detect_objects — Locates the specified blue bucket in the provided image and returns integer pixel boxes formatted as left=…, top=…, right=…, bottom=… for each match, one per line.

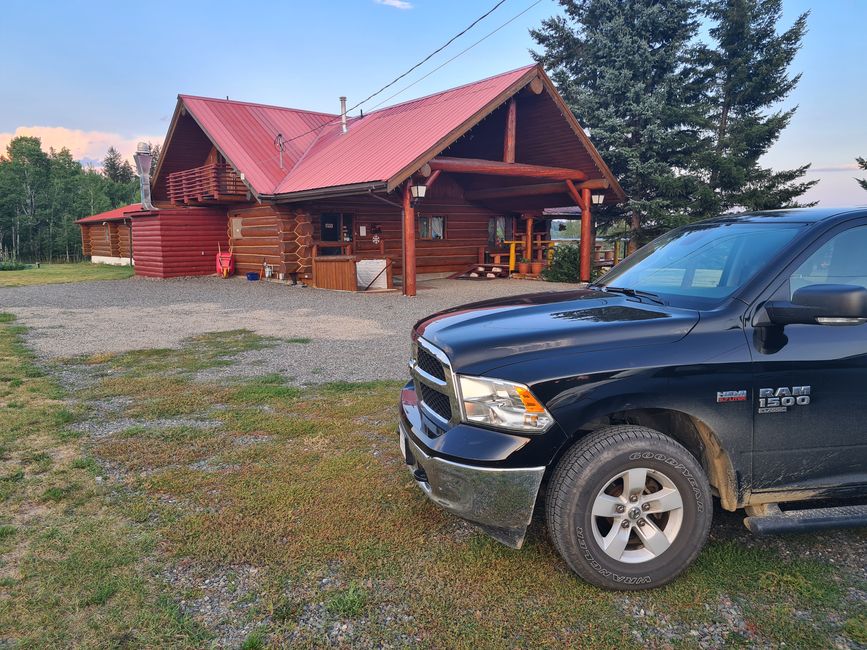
left=246, top=272, right=260, bottom=281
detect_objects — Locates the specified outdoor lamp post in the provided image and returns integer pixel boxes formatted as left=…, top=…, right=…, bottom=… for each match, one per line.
left=591, top=191, right=605, bottom=206
left=133, top=142, right=155, bottom=211
left=409, top=183, right=427, bottom=206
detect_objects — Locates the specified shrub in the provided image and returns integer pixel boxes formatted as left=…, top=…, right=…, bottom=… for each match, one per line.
left=0, top=262, right=28, bottom=271
left=541, top=244, right=582, bottom=283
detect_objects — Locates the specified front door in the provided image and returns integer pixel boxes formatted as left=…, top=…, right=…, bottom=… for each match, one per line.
left=748, top=220, right=867, bottom=492
left=320, top=213, right=341, bottom=255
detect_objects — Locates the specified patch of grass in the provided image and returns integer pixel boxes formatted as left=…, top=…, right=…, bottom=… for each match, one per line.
left=0, top=317, right=209, bottom=648
left=0, top=262, right=134, bottom=288
left=70, top=456, right=102, bottom=474
left=844, top=614, right=867, bottom=645
left=325, top=583, right=368, bottom=617
left=0, top=312, right=16, bottom=323
left=229, top=375, right=301, bottom=405
left=239, top=630, right=266, bottom=650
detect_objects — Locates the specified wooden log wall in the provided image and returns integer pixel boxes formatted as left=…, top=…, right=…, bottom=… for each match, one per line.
left=227, top=205, right=313, bottom=277
left=80, top=225, right=92, bottom=256
left=132, top=207, right=228, bottom=278
left=308, top=176, right=501, bottom=275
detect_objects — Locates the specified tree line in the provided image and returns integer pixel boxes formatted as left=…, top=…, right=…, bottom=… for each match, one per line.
left=0, top=139, right=159, bottom=263
left=532, top=0, right=844, bottom=245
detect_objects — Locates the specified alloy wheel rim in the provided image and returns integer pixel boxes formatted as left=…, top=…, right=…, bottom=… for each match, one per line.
left=589, top=467, right=684, bottom=564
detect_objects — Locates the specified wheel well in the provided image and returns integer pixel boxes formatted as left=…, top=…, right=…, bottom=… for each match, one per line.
left=567, top=409, right=739, bottom=511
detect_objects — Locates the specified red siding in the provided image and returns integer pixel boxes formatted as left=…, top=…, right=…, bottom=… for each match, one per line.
left=132, top=207, right=228, bottom=278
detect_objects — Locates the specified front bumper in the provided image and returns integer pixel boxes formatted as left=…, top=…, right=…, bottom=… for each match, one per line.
left=398, top=394, right=545, bottom=549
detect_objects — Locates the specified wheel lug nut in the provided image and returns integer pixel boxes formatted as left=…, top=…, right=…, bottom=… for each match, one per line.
left=621, top=520, right=630, bottom=529
left=616, top=504, right=625, bottom=513
left=642, top=503, right=650, bottom=511
left=638, top=519, right=646, bottom=527
left=629, top=495, right=638, bottom=503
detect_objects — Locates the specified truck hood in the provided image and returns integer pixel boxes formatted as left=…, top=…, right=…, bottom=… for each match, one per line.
left=415, top=289, right=699, bottom=375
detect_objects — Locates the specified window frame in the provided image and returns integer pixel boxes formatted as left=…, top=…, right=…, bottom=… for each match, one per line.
left=418, top=215, right=447, bottom=241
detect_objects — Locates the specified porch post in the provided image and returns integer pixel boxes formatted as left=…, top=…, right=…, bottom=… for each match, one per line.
left=524, top=213, right=534, bottom=263
left=580, top=187, right=592, bottom=282
left=402, top=181, right=417, bottom=297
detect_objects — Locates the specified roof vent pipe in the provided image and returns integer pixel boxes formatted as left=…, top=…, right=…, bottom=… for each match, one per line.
left=133, top=142, right=155, bottom=211
left=339, top=96, right=348, bottom=134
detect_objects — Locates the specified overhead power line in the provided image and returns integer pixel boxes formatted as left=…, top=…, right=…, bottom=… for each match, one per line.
left=263, top=0, right=511, bottom=152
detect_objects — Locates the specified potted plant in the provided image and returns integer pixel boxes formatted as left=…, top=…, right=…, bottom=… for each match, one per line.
left=517, top=257, right=530, bottom=274
left=530, top=259, right=544, bottom=275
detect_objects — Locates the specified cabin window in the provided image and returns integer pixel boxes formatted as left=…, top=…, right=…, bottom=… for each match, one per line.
left=418, top=216, right=445, bottom=240
left=488, top=216, right=511, bottom=249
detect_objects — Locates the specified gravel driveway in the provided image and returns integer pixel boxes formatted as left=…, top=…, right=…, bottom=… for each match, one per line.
left=2, top=276, right=582, bottom=384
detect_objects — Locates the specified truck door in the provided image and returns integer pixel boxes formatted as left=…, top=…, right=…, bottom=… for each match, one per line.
left=748, top=221, right=867, bottom=491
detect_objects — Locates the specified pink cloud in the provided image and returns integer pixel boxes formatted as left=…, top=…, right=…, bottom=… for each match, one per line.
left=0, top=126, right=162, bottom=165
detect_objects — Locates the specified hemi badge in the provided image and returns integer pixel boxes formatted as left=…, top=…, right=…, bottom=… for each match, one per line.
left=717, top=390, right=747, bottom=403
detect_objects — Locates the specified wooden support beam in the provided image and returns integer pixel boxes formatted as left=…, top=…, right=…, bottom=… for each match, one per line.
left=528, top=76, right=544, bottom=95
left=465, top=178, right=609, bottom=202
left=525, top=214, right=534, bottom=264
left=429, top=156, right=587, bottom=181
left=565, top=180, right=592, bottom=282
left=424, top=169, right=442, bottom=190
left=581, top=187, right=593, bottom=282
left=503, top=98, right=516, bottom=163
left=402, top=182, right=416, bottom=297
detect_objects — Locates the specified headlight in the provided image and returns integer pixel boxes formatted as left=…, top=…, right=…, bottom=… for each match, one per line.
left=457, top=375, right=553, bottom=433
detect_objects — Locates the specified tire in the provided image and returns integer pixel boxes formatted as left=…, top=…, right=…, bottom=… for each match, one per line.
left=546, top=425, right=712, bottom=590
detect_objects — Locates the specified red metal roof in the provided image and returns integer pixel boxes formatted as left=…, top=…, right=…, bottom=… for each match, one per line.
left=76, top=203, right=142, bottom=224
left=178, top=65, right=538, bottom=198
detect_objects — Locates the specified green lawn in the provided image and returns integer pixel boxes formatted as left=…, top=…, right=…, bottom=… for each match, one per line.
left=0, top=315, right=864, bottom=647
left=0, top=262, right=134, bottom=288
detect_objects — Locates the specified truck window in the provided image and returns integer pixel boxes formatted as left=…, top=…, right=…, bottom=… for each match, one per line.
left=789, top=225, right=867, bottom=298
left=598, top=222, right=804, bottom=308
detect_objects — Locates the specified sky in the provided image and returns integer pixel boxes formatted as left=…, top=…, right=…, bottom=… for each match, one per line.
left=0, top=0, right=864, bottom=206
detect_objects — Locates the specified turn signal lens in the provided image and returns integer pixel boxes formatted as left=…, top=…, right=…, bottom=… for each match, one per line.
left=515, top=386, right=545, bottom=413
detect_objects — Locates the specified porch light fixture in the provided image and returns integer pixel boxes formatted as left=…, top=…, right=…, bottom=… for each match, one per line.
left=591, top=191, right=605, bottom=206
left=409, top=184, right=427, bottom=206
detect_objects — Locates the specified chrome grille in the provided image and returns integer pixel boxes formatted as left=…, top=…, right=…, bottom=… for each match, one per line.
left=416, top=345, right=446, bottom=381
left=419, top=383, right=452, bottom=421
left=410, top=338, right=458, bottom=431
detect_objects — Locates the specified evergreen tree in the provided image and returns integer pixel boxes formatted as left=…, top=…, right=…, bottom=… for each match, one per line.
left=532, top=0, right=705, bottom=246
left=103, top=146, right=134, bottom=184
left=856, top=157, right=867, bottom=192
left=692, top=0, right=816, bottom=212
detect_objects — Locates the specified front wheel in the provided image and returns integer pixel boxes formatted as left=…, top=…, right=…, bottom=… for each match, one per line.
left=546, top=425, right=712, bottom=590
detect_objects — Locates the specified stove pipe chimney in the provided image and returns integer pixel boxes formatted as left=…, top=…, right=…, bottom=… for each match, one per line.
left=339, top=96, right=348, bottom=134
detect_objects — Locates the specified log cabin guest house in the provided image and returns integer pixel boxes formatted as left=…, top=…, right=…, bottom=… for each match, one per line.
left=77, top=64, right=624, bottom=295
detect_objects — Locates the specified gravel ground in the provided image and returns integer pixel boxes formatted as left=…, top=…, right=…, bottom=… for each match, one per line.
left=2, top=275, right=582, bottom=385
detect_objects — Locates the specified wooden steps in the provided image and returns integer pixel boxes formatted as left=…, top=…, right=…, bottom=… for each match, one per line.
left=450, top=263, right=511, bottom=280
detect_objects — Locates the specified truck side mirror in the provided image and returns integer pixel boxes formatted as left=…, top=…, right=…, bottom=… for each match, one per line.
left=754, top=284, right=867, bottom=327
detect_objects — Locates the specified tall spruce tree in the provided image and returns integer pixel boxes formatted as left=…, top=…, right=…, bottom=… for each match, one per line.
left=531, top=0, right=705, bottom=245
left=856, top=157, right=867, bottom=192
left=102, top=146, right=134, bottom=184
left=692, top=0, right=816, bottom=212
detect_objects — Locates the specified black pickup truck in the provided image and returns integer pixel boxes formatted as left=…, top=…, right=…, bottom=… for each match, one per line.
left=398, top=207, right=867, bottom=590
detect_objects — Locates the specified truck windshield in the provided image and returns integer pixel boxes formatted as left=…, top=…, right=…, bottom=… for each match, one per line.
left=596, top=222, right=805, bottom=309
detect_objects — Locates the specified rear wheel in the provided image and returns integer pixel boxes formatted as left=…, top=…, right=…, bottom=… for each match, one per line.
left=546, top=425, right=712, bottom=590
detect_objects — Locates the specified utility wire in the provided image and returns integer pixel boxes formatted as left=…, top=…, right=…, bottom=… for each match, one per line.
left=369, top=0, right=543, bottom=110
left=262, top=0, right=509, bottom=151
left=346, top=0, right=507, bottom=113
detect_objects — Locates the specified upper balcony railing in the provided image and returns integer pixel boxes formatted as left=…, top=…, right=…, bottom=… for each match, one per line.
left=166, top=163, right=248, bottom=205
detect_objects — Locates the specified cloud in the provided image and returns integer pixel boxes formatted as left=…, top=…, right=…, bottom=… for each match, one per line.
left=0, top=126, right=162, bottom=166
left=808, top=163, right=861, bottom=173
left=374, top=0, right=413, bottom=8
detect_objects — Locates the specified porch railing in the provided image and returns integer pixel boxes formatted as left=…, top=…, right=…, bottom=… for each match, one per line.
left=166, top=163, right=247, bottom=204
